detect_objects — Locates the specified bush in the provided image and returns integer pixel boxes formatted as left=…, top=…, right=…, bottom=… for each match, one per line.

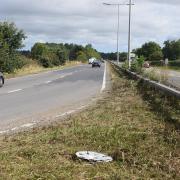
left=39, top=57, right=53, bottom=68
left=137, top=56, right=145, bottom=67
left=130, top=56, right=145, bottom=73
left=130, top=60, right=142, bottom=73
left=0, top=47, right=28, bottom=73
left=122, top=61, right=129, bottom=69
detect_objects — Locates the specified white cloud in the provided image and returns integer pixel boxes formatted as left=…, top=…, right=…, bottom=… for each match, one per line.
left=0, top=0, right=180, bottom=52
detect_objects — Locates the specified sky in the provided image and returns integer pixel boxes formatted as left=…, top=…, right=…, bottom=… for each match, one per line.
left=0, top=0, right=180, bottom=52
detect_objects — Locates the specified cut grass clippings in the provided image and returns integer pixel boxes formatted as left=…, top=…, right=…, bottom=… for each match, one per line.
left=0, top=63, right=179, bottom=179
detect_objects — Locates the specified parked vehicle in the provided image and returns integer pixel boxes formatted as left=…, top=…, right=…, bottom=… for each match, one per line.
left=143, top=62, right=150, bottom=68
left=92, top=61, right=101, bottom=68
left=0, top=72, right=4, bottom=87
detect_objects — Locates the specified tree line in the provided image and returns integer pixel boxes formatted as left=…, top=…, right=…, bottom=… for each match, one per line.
left=101, top=40, right=180, bottom=62
left=31, top=43, right=101, bottom=68
left=0, top=21, right=101, bottom=73
left=0, top=21, right=179, bottom=73
left=134, top=40, right=180, bottom=61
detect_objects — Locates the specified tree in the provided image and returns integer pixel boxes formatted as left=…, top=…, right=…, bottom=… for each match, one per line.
left=85, top=44, right=101, bottom=59
left=31, top=43, right=48, bottom=59
left=163, top=40, right=180, bottom=60
left=56, top=49, right=67, bottom=65
left=69, top=45, right=84, bottom=60
left=149, top=51, right=163, bottom=61
left=0, top=22, right=26, bottom=52
left=76, top=51, right=88, bottom=62
left=119, top=52, right=127, bottom=61
left=0, top=22, right=26, bottom=73
left=134, top=41, right=162, bottom=61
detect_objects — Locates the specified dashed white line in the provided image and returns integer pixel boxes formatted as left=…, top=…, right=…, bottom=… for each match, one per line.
left=8, top=89, right=23, bottom=94
left=45, top=80, right=52, bottom=84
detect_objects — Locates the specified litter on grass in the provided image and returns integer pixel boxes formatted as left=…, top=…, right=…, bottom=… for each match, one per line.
left=76, top=151, right=113, bottom=162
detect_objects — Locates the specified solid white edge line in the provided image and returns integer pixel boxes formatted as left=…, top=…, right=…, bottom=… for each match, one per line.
left=101, top=62, right=107, bottom=92
left=8, top=89, right=22, bottom=94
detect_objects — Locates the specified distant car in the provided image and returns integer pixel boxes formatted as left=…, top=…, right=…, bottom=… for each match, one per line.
left=143, top=62, right=150, bottom=68
left=0, top=72, right=4, bottom=87
left=92, top=61, right=101, bottom=68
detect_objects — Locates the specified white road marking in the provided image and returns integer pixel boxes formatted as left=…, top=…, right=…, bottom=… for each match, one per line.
left=8, top=89, right=23, bottom=94
left=20, top=123, right=36, bottom=128
left=11, top=127, right=19, bottom=131
left=0, top=130, right=9, bottom=134
left=55, top=110, right=76, bottom=118
left=55, top=105, right=87, bottom=118
left=45, top=80, right=52, bottom=84
left=101, top=62, right=107, bottom=92
left=0, top=105, right=88, bottom=135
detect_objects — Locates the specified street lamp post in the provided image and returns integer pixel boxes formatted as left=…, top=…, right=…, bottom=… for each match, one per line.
left=127, top=0, right=132, bottom=68
left=103, top=1, right=134, bottom=68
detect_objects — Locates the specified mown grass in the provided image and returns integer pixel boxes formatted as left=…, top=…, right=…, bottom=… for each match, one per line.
left=5, top=60, right=82, bottom=79
left=0, top=64, right=179, bottom=179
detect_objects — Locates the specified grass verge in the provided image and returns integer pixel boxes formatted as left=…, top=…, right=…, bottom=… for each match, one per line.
left=0, top=64, right=179, bottom=179
left=4, top=61, right=82, bottom=79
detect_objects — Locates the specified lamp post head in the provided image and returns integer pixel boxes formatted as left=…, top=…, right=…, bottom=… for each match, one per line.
left=103, top=3, right=111, bottom=5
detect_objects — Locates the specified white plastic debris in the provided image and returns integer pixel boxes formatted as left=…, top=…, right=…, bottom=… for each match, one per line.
left=76, top=151, right=113, bottom=162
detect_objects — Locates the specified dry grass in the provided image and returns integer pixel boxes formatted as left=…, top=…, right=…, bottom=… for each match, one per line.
left=0, top=64, right=179, bottom=179
left=142, top=67, right=169, bottom=83
left=5, top=60, right=82, bottom=79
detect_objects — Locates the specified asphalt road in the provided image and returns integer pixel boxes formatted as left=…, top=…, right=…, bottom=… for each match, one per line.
left=167, top=70, right=180, bottom=90
left=0, top=64, right=106, bottom=133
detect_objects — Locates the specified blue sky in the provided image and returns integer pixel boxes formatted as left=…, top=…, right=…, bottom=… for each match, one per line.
left=1, top=0, right=180, bottom=52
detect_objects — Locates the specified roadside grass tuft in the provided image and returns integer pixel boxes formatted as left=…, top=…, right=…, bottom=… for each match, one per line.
left=0, top=63, right=179, bottom=179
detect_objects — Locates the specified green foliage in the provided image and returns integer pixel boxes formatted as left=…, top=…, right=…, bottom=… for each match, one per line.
left=148, top=51, right=163, bottom=61
left=0, top=22, right=26, bottom=73
left=0, top=49, right=27, bottom=73
left=31, top=43, right=68, bottom=68
left=101, top=52, right=127, bottom=61
left=31, top=43, right=101, bottom=66
left=56, top=49, right=67, bottom=65
left=169, top=60, right=180, bottom=67
left=39, top=56, right=52, bottom=68
left=163, top=40, right=180, bottom=60
left=134, top=41, right=162, bottom=61
left=122, top=61, right=129, bottom=69
left=76, top=51, right=88, bottom=62
left=119, top=52, right=127, bottom=61
left=31, top=43, right=47, bottom=60
left=129, top=56, right=145, bottom=73
left=137, top=55, right=145, bottom=67
left=130, top=60, right=142, bottom=73
left=85, top=44, right=101, bottom=60
left=0, top=22, right=26, bottom=52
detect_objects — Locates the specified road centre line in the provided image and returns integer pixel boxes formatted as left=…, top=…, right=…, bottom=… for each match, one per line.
left=8, top=89, right=23, bottom=94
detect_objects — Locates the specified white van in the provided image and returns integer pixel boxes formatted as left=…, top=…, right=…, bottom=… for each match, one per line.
left=89, top=57, right=96, bottom=64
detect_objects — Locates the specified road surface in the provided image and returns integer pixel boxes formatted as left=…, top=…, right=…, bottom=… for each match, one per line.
left=0, top=64, right=106, bottom=134
left=167, top=70, right=180, bottom=90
